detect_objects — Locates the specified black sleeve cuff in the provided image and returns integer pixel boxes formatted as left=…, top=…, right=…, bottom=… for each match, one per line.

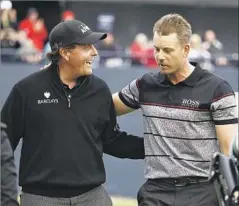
left=103, top=131, right=145, bottom=159
left=214, top=118, right=238, bottom=125
left=118, top=91, right=140, bottom=110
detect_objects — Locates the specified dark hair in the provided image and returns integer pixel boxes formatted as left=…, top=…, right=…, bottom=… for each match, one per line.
left=47, top=50, right=60, bottom=64
left=47, top=44, right=77, bottom=64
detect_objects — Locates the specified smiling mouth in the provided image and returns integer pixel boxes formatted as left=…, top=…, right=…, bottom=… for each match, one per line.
left=156, top=62, right=167, bottom=67
left=85, top=60, right=93, bottom=66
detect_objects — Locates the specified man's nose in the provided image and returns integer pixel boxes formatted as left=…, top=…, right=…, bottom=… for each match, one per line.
left=155, top=51, right=165, bottom=62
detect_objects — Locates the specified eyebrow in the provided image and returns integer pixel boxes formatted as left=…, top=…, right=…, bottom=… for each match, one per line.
left=153, top=46, right=173, bottom=50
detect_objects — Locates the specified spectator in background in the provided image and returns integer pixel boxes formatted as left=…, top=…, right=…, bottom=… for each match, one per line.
left=19, top=8, right=48, bottom=51
left=31, top=18, right=48, bottom=51
left=129, top=33, right=148, bottom=66
left=62, top=10, right=75, bottom=21
left=203, top=29, right=228, bottom=66
left=0, top=8, right=19, bottom=48
left=96, top=33, right=124, bottom=68
left=189, top=33, right=214, bottom=72
left=0, top=3, right=43, bottom=64
left=1, top=8, right=18, bottom=30
left=17, top=8, right=47, bottom=64
left=16, top=30, right=42, bottom=63
left=144, top=40, right=158, bottom=69
left=19, top=8, right=39, bottom=35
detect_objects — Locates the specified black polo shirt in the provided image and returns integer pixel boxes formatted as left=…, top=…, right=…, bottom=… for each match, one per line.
left=56, top=66, right=86, bottom=95
left=62, top=76, right=86, bottom=95
left=119, top=63, right=238, bottom=179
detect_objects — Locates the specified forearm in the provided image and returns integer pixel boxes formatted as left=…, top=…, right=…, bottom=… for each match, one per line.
left=216, top=124, right=238, bottom=157
left=112, top=92, right=137, bottom=116
left=219, top=136, right=233, bottom=156
left=103, top=131, right=145, bottom=159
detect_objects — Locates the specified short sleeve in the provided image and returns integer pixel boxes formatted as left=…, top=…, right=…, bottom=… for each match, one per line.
left=211, top=81, right=238, bottom=125
left=118, top=79, right=140, bottom=109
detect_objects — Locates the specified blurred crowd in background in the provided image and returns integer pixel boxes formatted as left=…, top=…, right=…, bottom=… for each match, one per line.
left=1, top=0, right=238, bottom=71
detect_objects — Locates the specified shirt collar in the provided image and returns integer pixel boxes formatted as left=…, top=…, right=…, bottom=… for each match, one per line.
left=49, top=63, right=86, bottom=89
left=63, top=76, right=86, bottom=88
left=56, top=65, right=86, bottom=88
left=158, top=62, right=205, bottom=87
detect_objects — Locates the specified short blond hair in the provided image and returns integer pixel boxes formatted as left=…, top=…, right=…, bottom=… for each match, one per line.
left=153, top=13, right=192, bottom=45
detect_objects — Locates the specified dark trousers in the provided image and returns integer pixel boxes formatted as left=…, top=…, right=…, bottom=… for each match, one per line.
left=137, top=178, right=219, bottom=206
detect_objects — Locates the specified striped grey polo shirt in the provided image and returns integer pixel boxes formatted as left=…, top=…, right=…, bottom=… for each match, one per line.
left=119, top=63, right=238, bottom=179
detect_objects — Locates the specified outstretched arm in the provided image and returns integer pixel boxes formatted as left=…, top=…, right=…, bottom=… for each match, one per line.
left=102, top=98, right=144, bottom=159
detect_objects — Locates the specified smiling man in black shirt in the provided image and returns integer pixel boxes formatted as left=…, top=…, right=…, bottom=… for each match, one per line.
left=1, top=20, right=144, bottom=206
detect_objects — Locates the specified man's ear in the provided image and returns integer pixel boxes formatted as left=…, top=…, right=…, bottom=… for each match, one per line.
left=59, top=48, right=70, bottom=61
left=184, top=44, right=190, bottom=58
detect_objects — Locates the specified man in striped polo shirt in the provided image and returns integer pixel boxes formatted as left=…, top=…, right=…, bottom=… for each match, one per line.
left=113, top=13, right=238, bottom=206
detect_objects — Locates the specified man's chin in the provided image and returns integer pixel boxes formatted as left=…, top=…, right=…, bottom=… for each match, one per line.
left=159, top=69, right=171, bottom=75
left=83, top=68, right=93, bottom=76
